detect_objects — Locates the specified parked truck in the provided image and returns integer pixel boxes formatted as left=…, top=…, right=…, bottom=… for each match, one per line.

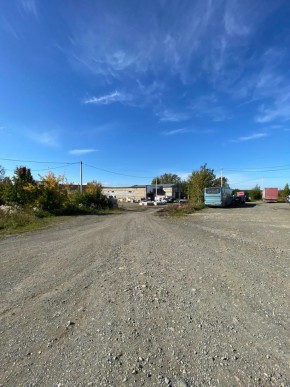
left=236, top=191, right=248, bottom=203
left=262, top=188, right=278, bottom=202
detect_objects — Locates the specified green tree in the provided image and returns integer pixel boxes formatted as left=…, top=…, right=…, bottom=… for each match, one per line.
left=188, top=164, right=216, bottom=204
left=71, top=181, right=109, bottom=209
left=283, top=183, right=290, bottom=196
left=212, top=176, right=229, bottom=187
left=280, top=183, right=290, bottom=200
left=0, top=177, right=14, bottom=205
left=12, top=166, right=38, bottom=205
left=38, top=171, right=68, bottom=211
left=249, top=184, right=262, bottom=200
left=151, top=173, right=181, bottom=185
left=180, top=179, right=189, bottom=198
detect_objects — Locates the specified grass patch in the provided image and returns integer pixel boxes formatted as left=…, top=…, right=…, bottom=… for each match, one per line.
left=0, top=206, right=123, bottom=235
left=0, top=208, right=68, bottom=235
left=157, top=202, right=205, bottom=217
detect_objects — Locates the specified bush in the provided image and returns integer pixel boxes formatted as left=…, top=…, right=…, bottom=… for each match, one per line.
left=0, top=207, right=37, bottom=230
left=249, top=185, right=262, bottom=200
left=71, top=186, right=109, bottom=210
left=37, top=172, right=68, bottom=212
left=159, top=202, right=205, bottom=217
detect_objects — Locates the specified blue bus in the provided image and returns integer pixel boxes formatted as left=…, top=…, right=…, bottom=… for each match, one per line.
left=204, top=187, right=233, bottom=207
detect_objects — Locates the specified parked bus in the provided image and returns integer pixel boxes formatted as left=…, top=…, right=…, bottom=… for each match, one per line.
left=204, top=187, right=233, bottom=207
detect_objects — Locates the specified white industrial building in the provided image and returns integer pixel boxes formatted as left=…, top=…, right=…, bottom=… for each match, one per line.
left=102, top=184, right=180, bottom=202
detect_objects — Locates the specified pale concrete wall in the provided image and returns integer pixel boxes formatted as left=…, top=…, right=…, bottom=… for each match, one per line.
left=102, top=187, right=146, bottom=201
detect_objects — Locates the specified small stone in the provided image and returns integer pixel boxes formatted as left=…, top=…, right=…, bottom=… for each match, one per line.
left=165, top=377, right=171, bottom=384
left=176, top=380, right=188, bottom=387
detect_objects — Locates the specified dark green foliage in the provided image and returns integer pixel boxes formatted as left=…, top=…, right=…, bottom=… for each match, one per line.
left=151, top=173, right=181, bottom=185
left=279, top=183, right=290, bottom=201
left=249, top=184, right=262, bottom=200
left=12, top=166, right=38, bottom=205
left=0, top=166, right=112, bottom=216
left=71, top=182, right=109, bottom=210
left=188, top=164, right=216, bottom=204
left=0, top=177, right=14, bottom=205
left=212, top=177, right=229, bottom=187
left=159, top=202, right=205, bottom=217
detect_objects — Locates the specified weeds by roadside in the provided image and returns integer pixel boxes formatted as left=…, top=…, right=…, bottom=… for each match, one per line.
left=0, top=206, right=122, bottom=235
left=0, top=208, right=63, bottom=235
left=157, top=202, right=205, bottom=217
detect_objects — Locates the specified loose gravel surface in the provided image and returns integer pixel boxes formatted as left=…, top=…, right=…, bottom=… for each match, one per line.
left=1, top=203, right=290, bottom=386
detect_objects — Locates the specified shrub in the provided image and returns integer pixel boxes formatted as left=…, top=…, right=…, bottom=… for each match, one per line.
left=71, top=182, right=109, bottom=210
left=159, top=202, right=205, bottom=217
left=249, top=185, right=262, bottom=200
left=38, top=172, right=68, bottom=212
left=0, top=207, right=37, bottom=230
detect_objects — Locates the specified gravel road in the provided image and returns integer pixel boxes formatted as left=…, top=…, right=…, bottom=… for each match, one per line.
left=1, top=203, right=290, bottom=386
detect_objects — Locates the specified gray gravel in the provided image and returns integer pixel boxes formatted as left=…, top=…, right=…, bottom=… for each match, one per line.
left=0, top=202, right=290, bottom=386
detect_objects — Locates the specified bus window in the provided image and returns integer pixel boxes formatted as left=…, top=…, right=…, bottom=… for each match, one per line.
left=205, top=187, right=220, bottom=194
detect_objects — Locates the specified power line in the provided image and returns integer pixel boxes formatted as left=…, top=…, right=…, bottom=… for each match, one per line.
left=225, top=166, right=290, bottom=173
left=31, top=164, right=77, bottom=172
left=0, top=157, right=78, bottom=165
left=1, top=157, right=289, bottom=180
left=83, top=163, right=152, bottom=179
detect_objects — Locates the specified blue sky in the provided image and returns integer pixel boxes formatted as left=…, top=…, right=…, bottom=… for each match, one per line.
left=1, top=0, right=290, bottom=189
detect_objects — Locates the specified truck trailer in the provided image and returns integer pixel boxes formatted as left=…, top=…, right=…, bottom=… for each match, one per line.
left=262, top=188, right=278, bottom=202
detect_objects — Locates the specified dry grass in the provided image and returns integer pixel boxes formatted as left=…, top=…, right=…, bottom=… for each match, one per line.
left=0, top=208, right=66, bottom=235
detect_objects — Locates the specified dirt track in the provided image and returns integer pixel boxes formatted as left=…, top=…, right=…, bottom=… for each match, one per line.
left=1, top=203, right=290, bottom=386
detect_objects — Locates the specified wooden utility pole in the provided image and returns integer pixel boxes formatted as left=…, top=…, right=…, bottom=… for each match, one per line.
left=80, top=160, right=83, bottom=193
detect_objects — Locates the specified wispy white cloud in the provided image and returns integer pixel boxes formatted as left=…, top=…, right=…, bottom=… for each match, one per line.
left=157, top=109, right=190, bottom=123
left=232, top=132, right=268, bottom=143
left=62, top=0, right=285, bottom=122
left=190, top=94, right=231, bottom=122
left=224, top=6, right=251, bottom=37
left=162, top=128, right=192, bottom=136
left=65, top=0, right=256, bottom=83
left=256, top=96, right=290, bottom=123
left=1, top=17, right=19, bottom=39
left=69, top=149, right=99, bottom=155
left=28, top=130, right=60, bottom=148
left=254, top=51, right=290, bottom=122
left=83, top=91, right=130, bottom=105
left=21, top=0, right=38, bottom=16
left=162, top=127, right=214, bottom=136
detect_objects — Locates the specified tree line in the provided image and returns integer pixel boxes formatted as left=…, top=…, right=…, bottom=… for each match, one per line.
left=0, top=165, right=110, bottom=215
left=152, top=165, right=290, bottom=202
left=1, top=164, right=290, bottom=212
